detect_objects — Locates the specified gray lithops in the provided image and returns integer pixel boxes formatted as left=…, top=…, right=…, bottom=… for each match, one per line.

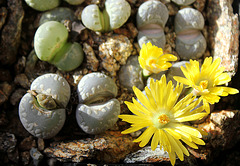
left=137, top=0, right=169, bottom=48
left=81, top=0, right=131, bottom=32
left=19, top=74, right=71, bottom=139
left=174, top=8, right=207, bottom=60
left=172, top=0, right=196, bottom=6
left=119, top=55, right=144, bottom=92
left=76, top=72, right=120, bottom=134
left=39, top=7, right=76, bottom=26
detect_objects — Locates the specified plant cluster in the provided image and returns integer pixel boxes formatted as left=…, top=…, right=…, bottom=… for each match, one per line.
left=119, top=42, right=239, bottom=165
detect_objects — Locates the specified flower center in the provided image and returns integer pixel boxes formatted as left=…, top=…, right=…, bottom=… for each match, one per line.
left=148, top=59, right=157, bottom=67
left=158, top=114, right=170, bottom=124
left=199, top=80, right=208, bottom=90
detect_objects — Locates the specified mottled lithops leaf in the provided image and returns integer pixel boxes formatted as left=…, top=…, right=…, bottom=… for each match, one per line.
left=34, top=21, right=84, bottom=71
left=19, top=74, right=71, bottom=139
left=76, top=72, right=120, bottom=135
left=174, top=8, right=204, bottom=34
left=172, top=0, right=196, bottom=6
left=34, top=21, right=68, bottom=62
left=136, top=0, right=169, bottom=48
left=77, top=72, right=118, bottom=104
left=39, top=7, right=76, bottom=26
left=81, top=0, right=131, bottom=32
left=25, top=0, right=60, bottom=11
left=50, top=42, right=84, bottom=71
left=119, top=55, right=144, bottom=92
left=176, top=32, right=206, bottom=60
left=105, top=0, right=131, bottom=30
left=30, top=74, right=71, bottom=107
left=136, top=0, right=169, bottom=28
left=81, top=4, right=103, bottom=32
left=76, top=99, right=120, bottom=134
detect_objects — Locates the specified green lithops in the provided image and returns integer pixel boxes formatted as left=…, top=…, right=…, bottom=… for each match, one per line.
left=64, top=0, right=85, bottom=5
left=81, top=0, right=131, bottom=32
left=34, top=21, right=84, bottom=71
left=25, top=0, right=60, bottom=11
left=39, top=7, right=76, bottom=26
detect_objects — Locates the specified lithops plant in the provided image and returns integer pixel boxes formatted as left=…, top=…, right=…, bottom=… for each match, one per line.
left=81, top=0, right=131, bottom=32
left=172, top=0, right=196, bottom=6
left=34, top=21, right=84, bottom=71
left=136, top=0, right=169, bottom=48
left=175, top=8, right=207, bottom=60
left=119, top=55, right=144, bottom=92
left=39, top=7, right=76, bottom=26
left=25, top=0, right=60, bottom=11
left=64, top=0, right=85, bottom=5
left=76, top=72, right=120, bottom=134
left=19, top=73, right=71, bottom=139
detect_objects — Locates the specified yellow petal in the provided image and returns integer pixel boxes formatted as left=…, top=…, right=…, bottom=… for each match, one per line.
left=160, top=130, right=171, bottom=153
left=192, top=136, right=205, bottom=145
left=171, top=123, right=202, bottom=138
left=134, top=126, right=156, bottom=147
left=222, top=87, right=239, bottom=94
left=215, top=73, right=231, bottom=85
left=168, top=151, right=176, bottom=166
left=164, top=128, right=181, bottom=140
left=173, top=76, right=192, bottom=86
left=175, top=138, right=189, bottom=156
left=145, top=86, right=157, bottom=110
left=165, top=132, right=184, bottom=161
left=132, top=98, right=151, bottom=115
left=151, top=129, right=160, bottom=151
left=174, top=129, right=192, bottom=142
left=181, top=136, right=198, bottom=149
left=175, top=113, right=208, bottom=122
left=118, top=114, right=151, bottom=124
left=133, top=86, right=155, bottom=111
left=124, top=101, right=147, bottom=117
left=121, top=125, right=145, bottom=134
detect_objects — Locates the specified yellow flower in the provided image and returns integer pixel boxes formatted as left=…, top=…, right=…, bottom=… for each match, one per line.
left=139, top=42, right=177, bottom=76
left=119, top=75, right=207, bottom=166
left=174, top=57, right=239, bottom=113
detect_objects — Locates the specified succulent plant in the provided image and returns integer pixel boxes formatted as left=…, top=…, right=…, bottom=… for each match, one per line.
left=39, top=7, right=76, bottom=26
left=24, top=0, right=60, bottom=11
left=76, top=72, right=120, bottom=134
left=136, top=0, right=169, bottom=48
left=34, top=21, right=84, bottom=71
left=81, top=0, right=131, bottom=32
left=64, top=0, right=85, bottom=5
left=19, top=73, right=71, bottom=139
left=171, top=0, right=196, bottom=6
left=119, top=55, right=144, bottom=92
left=174, top=8, right=207, bottom=60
